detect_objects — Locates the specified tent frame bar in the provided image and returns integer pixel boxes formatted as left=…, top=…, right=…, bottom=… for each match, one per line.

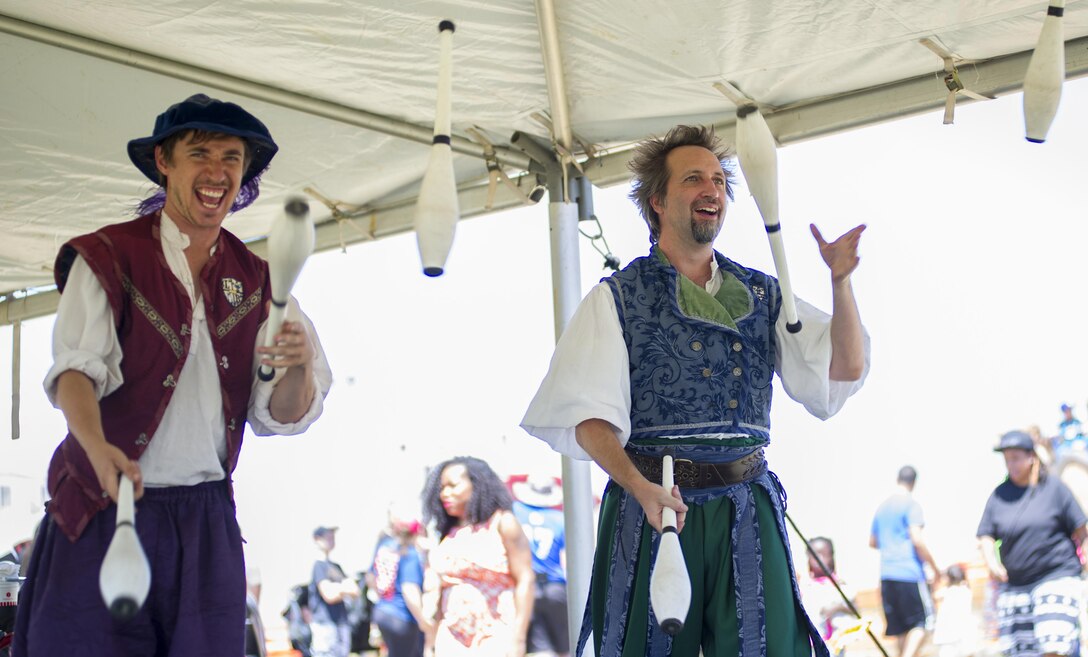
left=3, top=29, right=1088, bottom=325
left=0, top=11, right=532, bottom=171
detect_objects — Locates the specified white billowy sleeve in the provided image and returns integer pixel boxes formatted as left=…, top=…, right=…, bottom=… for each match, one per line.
left=521, top=283, right=631, bottom=460
left=775, top=296, right=870, bottom=420
left=43, top=256, right=125, bottom=405
left=247, top=296, right=333, bottom=436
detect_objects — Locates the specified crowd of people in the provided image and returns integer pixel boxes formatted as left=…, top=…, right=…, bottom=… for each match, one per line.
left=291, top=397, right=1088, bottom=657
left=797, top=403, right=1088, bottom=657
left=283, top=458, right=570, bottom=657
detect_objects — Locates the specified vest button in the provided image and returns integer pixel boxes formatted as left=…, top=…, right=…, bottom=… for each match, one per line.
left=732, top=342, right=742, bottom=352
left=701, top=368, right=712, bottom=378
left=691, top=341, right=702, bottom=352
left=728, top=399, right=739, bottom=409
left=732, top=367, right=742, bottom=376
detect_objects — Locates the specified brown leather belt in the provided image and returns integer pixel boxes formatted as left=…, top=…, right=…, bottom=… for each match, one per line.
left=628, top=448, right=767, bottom=489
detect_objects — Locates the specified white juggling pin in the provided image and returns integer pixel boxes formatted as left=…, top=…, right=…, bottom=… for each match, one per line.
left=258, top=197, right=315, bottom=382
left=1023, top=1, right=1065, bottom=143
left=414, top=20, right=460, bottom=277
left=649, top=454, right=691, bottom=636
left=735, top=105, right=802, bottom=332
left=99, top=475, right=150, bottom=622
left=1, top=559, right=20, bottom=614
left=0, top=559, right=20, bottom=633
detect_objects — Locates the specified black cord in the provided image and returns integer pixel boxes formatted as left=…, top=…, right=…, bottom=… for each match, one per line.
left=785, top=512, right=892, bottom=657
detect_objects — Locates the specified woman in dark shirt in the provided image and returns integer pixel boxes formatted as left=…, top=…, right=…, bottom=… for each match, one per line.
left=369, top=514, right=429, bottom=657
left=977, top=430, right=1087, bottom=657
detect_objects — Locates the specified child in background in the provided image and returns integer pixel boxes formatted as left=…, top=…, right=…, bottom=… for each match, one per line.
left=932, top=564, right=977, bottom=657
left=800, top=537, right=855, bottom=656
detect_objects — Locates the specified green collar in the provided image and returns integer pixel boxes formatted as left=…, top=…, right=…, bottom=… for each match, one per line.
left=653, top=246, right=753, bottom=330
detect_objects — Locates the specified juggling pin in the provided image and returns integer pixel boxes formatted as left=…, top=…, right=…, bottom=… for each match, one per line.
left=649, top=454, right=690, bottom=636
left=0, top=560, right=20, bottom=634
left=258, top=197, right=315, bottom=382
left=414, top=20, right=460, bottom=277
left=99, top=475, right=150, bottom=622
left=735, top=105, right=802, bottom=333
left=1023, top=1, right=1065, bottom=143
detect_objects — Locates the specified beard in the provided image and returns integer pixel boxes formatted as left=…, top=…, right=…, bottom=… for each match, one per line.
left=690, top=215, right=722, bottom=244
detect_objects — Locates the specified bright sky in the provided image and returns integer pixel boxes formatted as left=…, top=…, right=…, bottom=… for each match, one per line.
left=2, top=77, right=1087, bottom=630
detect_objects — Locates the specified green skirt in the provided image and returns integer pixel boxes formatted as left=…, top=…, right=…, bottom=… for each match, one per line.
left=587, top=483, right=814, bottom=657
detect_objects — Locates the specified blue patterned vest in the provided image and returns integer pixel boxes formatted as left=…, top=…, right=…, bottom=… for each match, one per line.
left=604, top=246, right=781, bottom=445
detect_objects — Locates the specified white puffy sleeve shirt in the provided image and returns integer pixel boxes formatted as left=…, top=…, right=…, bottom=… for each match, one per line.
left=521, top=274, right=870, bottom=461
left=44, top=215, right=332, bottom=486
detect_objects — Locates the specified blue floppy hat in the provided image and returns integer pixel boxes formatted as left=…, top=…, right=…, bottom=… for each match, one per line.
left=127, top=94, right=278, bottom=187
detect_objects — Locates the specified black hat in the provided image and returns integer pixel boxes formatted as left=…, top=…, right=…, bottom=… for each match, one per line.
left=127, top=94, right=278, bottom=187
left=994, top=430, right=1034, bottom=452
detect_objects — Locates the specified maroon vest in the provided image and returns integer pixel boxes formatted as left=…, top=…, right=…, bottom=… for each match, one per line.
left=47, top=212, right=270, bottom=541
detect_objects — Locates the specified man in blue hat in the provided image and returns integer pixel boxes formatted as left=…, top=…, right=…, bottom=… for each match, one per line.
left=1054, top=403, right=1086, bottom=460
left=14, top=94, right=333, bottom=657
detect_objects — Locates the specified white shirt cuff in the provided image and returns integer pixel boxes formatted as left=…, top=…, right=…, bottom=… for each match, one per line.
left=776, top=297, right=870, bottom=419
left=43, top=351, right=117, bottom=405
left=248, top=371, right=327, bottom=436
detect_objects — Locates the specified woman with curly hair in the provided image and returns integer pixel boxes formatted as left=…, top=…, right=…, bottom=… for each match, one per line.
left=421, top=457, right=534, bottom=657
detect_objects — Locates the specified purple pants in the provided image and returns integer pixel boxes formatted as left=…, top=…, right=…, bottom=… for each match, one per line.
left=14, top=480, right=246, bottom=657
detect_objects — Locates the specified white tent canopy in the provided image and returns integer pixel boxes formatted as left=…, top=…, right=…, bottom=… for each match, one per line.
left=2, top=0, right=1087, bottom=323
left=3, top=2, right=1088, bottom=646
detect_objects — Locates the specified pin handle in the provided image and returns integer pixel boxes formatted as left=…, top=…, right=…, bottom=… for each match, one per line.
left=116, top=474, right=135, bottom=525
left=660, top=455, right=677, bottom=529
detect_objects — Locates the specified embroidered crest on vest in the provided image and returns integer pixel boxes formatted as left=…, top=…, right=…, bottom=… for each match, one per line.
left=121, top=274, right=183, bottom=358
left=217, top=287, right=263, bottom=338
left=222, top=278, right=244, bottom=307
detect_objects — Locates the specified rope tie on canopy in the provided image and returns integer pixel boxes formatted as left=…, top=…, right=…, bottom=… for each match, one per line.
left=530, top=111, right=603, bottom=204
left=303, top=187, right=373, bottom=253
left=918, top=37, right=995, bottom=125
left=466, top=126, right=535, bottom=209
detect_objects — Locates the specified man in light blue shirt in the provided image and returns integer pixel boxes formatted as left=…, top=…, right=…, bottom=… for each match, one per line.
left=870, top=466, right=940, bottom=657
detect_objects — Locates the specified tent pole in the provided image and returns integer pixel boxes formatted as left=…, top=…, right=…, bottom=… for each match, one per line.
left=10, top=319, right=19, bottom=440
left=534, top=0, right=574, bottom=150
left=546, top=183, right=594, bottom=652
left=534, top=0, right=590, bottom=640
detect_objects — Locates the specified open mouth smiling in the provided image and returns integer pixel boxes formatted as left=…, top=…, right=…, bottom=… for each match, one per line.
left=195, top=186, right=226, bottom=209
